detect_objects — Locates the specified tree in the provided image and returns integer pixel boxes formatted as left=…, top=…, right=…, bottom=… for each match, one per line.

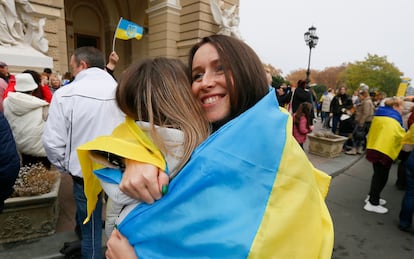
left=263, top=63, right=282, bottom=77
left=313, top=65, right=347, bottom=90
left=263, top=63, right=285, bottom=88
left=340, top=54, right=403, bottom=96
left=271, top=74, right=285, bottom=88
left=286, top=69, right=316, bottom=86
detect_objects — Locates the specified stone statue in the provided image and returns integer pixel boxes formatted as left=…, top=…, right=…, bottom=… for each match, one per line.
left=210, top=0, right=243, bottom=40
left=0, top=0, right=48, bottom=53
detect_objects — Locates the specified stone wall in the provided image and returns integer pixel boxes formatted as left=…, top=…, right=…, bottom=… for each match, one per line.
left=5, top=0, right=240, bottom=75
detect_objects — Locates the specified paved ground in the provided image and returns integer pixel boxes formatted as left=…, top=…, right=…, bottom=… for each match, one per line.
left=0, top=119, right=406, bottom=259
left=328, top=158, right=413, bottom=259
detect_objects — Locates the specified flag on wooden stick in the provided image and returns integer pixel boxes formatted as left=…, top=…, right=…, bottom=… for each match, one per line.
left=112, top=17, right=143, bottom=51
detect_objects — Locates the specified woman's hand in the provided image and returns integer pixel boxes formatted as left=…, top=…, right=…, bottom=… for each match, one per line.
left=106, top=229, right=138, bottom=259
left=120, top=159, right=170, bottom=203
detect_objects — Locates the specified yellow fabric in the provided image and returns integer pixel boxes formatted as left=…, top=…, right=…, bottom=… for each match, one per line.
left=248, top=112, right=333, bottom=259
left=402, top=124, right=414, bottom=145
left=396, top=81, right=409, bottom=97
left=366, top=116, right=406, bottom=160
left=77, top=117, right=166, bottom=223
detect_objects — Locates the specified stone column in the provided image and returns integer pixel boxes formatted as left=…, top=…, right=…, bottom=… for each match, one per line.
left=176, top=0, right=239, bottom=61
left=31, top=0, right=67, bottom=74
left=146, top=0, right=182, bottom=58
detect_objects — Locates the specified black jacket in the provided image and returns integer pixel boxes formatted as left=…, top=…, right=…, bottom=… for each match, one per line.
left=287, top=87, right=312, bottom=113
left=330, top=94, right=352, bottom=115
left=0, top=112, right=20, bottom=212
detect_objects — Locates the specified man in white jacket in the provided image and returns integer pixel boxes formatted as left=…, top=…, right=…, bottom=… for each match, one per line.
left=42, top=46, right=124, bottom=259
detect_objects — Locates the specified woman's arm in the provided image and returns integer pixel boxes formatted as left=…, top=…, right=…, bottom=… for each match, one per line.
left=120, top=159, right=170, bottom=203
left=40, top=84, right=53, bottom=103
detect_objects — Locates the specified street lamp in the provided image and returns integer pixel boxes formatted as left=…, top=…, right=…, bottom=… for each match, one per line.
left=304, top=26, right=319, bottom=86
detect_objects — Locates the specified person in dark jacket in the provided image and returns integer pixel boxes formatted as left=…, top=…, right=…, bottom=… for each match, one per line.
left=0, top=111, right=20, bottom=213
left=289, top=79, right=312, bottom=114
left=329, top=86, right=353, bottom=134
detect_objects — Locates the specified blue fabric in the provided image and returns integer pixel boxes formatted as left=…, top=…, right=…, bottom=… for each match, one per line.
left=94, top=168, right=122, bottom=184
left=375, top=106, right=404, bottom=127
left=406, top=150, right=414, bottom=169
left=399, top=166, right=414, bottom=229
left=117, top=90, right=288, bottom=258
left=73, top=181, right=103, bottom=259
left=0, top=112, right=20, bottom=212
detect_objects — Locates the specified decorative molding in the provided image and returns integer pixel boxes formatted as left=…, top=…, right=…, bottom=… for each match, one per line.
left=146, top=0, right=182, bottom=17
left=30, top=3, right=62, bottom=18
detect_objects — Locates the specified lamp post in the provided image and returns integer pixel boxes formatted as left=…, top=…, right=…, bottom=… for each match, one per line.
left=304, top=26, right=319, bottom=86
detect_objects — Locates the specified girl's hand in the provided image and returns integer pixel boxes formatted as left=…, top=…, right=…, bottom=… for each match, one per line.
left=106, top=229, right=138, bottom=259
left=120, top=159, right=170, bottom=203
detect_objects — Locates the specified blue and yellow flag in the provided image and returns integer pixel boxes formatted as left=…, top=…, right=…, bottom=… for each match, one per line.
left=115, top=18, right=143, bottom=40
left=77, top=117, right=166, bottom=223
left=366, top=107, right=406, bottom=160
left=115, top=90, right=333, bottom=258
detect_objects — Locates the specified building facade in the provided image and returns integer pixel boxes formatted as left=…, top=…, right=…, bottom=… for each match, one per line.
left=24, top=0, right=238, bottom=77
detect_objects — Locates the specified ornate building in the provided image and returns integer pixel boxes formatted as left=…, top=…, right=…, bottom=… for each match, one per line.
left=11, top=0, right=239, bottom=76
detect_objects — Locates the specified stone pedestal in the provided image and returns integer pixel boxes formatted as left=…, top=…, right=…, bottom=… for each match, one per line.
left=308, top=133, right=348, bottom=158
left=0, top=45, right=53, bottom=72
left=0, top=176, right=61, bottom=244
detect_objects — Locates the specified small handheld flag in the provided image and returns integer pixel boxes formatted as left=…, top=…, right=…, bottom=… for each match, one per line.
left=112, top=17, right=144, bottom=51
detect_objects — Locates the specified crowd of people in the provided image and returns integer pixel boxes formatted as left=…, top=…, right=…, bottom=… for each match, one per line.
left=273, top=74, right=414, bottom=232
left=2, top=33, right=414, bottom=258
left=0, top=36, right=334, bottom=258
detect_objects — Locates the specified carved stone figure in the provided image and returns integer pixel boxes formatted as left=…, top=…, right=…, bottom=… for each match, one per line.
left=0, top=0, right=49, bottom=53
left=0, top=0, right=25, bottom=45
left=210, top=0, right=243, bottom=40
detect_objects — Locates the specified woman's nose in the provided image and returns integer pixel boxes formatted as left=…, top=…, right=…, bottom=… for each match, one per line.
left=201, top=71, right=215, bottom=88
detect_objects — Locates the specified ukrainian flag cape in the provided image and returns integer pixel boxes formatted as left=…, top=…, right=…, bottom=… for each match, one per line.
left=117, top=90, right=333, bottom=258
left=77, top=117, right=166, bottom=223
left=403, top=124, right=414, bottom=145
left=366, top=107, right=405, bottom=160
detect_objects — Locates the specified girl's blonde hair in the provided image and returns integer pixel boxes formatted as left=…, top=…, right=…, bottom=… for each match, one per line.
left=384, top=96, right=403, bottom=108
left=116, top=57, right=211, bottom=173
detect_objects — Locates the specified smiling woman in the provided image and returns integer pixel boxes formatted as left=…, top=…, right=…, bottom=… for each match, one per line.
left=188, top=34, right=269, bottom=131
left=104, top=35, right=333, bottom=259
left=190, top=43, right=231, bottom=126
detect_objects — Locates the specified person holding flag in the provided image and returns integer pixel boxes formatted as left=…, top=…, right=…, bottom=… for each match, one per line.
left=104, top=35, right=334, bottom=259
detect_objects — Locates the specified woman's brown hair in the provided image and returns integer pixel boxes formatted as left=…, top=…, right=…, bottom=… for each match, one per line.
left=116, top=57, right=211, bottom=174
left=294, top=102, right=312, bottom=129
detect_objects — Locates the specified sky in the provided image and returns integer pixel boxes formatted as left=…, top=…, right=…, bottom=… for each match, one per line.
left=239, top=0, right=414, bottom=81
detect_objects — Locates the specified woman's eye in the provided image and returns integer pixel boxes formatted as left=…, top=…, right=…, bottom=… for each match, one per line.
left=216, top=65, right=224, bottom=73
left=192, top=73, right=203, bottom=82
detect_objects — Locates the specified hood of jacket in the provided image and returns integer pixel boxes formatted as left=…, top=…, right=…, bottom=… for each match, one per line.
left=5, top=92, right=48, bottom=116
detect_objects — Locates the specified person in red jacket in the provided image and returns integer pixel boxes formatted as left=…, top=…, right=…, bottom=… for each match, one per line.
left=0, top=62, right=16, bottom=100
left=3, top=69, right=52, bottom=103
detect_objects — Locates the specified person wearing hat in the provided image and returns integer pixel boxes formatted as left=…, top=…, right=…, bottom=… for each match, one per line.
left=0, top=62, right=16, bottom=100
left=3, top=73, right=50, bottom=169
